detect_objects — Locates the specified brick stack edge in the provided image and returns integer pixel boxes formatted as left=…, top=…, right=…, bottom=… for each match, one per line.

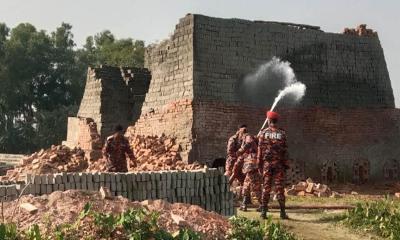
left=0, top=168, right=235, bottom=216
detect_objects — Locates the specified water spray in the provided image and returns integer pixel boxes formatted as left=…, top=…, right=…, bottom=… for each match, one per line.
left=258, top=82, right=306, bottom=132
left=245, top=58, right=307, bottom=134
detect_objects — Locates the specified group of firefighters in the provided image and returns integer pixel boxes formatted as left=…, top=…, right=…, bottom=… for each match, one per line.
left=102, top=111, right=289, bottom=220
left=225, top=111, right=289, bottom=219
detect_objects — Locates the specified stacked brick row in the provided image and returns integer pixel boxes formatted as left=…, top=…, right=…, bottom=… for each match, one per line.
left=0, top=168, right=235, bottom=216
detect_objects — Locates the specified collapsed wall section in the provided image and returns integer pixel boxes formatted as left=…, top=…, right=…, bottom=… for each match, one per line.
left=76, top=66, right=150, bottom=139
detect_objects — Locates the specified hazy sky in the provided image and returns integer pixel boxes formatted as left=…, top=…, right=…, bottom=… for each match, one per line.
left=1, top=0, right=399, bottom=106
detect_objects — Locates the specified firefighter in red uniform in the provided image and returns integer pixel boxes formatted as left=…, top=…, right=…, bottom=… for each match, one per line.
left=225, top=125, right=248, bottom=177
left=238, top=134, right=262, bottom=211
left=103, top=125, right=136, bottom=172
left=258, top=111, right=290, bottom=219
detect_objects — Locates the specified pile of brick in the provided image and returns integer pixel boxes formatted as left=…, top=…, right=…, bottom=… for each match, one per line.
left=1, top=145, right=88, bottom=181
left=286, top=178, right=334, bottom=197
left=87, top=134, right=203, bottom=172
left=3, top=190, right=230, bottom=239
left=2, top=132, right=203, bottom=179
left=343, top=24, right=377, bottom=37
left=127, top=134, right=203, bottom=171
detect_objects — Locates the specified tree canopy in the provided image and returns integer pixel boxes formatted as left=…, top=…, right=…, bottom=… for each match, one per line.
left=0, top=23, right=145, bottom=153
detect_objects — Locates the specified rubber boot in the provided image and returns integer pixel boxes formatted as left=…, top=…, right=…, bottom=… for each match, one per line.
left=260, top=206, right=267, bottom=219
left=256, top=195, right=262, bottom=212
left=239, top=196, right=248, bottom=211
left=244, top=195, right=252, bottom=205
left=278, top=200, right=289, bottom=220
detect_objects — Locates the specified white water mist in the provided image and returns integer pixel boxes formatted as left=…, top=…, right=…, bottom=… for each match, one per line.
left=270, top=82, right=306, bottom=111
left=250, top=57, right=307, bottom=132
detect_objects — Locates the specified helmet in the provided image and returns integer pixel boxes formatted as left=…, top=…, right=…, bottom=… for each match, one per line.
left=266, top=111, right=279, bottom=120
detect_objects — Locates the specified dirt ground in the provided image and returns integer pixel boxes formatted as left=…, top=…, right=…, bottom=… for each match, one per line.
left=237, top=186, right=396, bottom=240
left=239, top=208, right=382, bottom=240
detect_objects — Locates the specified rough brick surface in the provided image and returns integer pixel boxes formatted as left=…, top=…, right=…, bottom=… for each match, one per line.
left=77, top=66, right=151, bottom=138
left=130, top=14, right=400, bottom=182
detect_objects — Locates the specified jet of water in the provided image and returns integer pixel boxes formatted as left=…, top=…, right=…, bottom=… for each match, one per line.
left=253, top=58, right=307, bottom=132
left=270, top=82, right=306, bottom=112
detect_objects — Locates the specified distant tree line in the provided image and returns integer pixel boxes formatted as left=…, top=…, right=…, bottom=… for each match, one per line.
left=0, top=22, right=145, bottom=153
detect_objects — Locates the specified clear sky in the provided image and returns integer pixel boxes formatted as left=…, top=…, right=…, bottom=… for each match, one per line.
left=1, top=0, right=399, bottom=106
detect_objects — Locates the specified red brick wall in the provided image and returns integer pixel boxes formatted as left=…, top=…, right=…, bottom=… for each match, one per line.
left=129, top=99, right=194, bottom=162
left=192, top=100, right=400, bottom=181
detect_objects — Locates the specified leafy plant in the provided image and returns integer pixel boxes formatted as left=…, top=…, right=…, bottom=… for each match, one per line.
left=343, top=198, right=400, bottom=239
left=0, top=223, right=18, bottom=240
left=172, top=228, right=202, bottom=240
left=228, top=216, right=265, bottom=239
left=92, top=211, right=119, bottom=238
left=227, top=216, right=296, bottom=240
left=264, top=217, right=296, bottom=240
left=25, top=224, right=42, bottom=240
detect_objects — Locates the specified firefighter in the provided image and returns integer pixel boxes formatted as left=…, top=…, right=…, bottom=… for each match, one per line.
left=102, top=125, right=136, bottom=172
left=225, top=124, right=248, bottom=177
left=258, top=111, right=290, bottom=219
left=238, top=134, right=262, bottom=211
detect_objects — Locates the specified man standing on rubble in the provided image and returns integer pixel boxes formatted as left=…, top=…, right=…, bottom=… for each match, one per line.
left=103, top=125, right=136, bottom=172
left=258, top=111, right=290, bottom=219
left=225, top=125, right=248, bottom=177
left=237, top=134, right=262, bottom=211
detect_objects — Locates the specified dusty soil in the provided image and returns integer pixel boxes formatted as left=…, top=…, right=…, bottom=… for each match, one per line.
left=239, top=208, right=383, bottom=240
left=2, top=190, right=229, bottom=239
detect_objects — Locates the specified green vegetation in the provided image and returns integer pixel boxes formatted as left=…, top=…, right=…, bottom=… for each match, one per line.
left=0, top=22, right=145, bottom=154
left=227, top=216, right=297, bottom=240
left=285, top=194, right=376, bottom=206
left=0, top=203, right=201, bottom=240
left=0, top=202, right=300, bottom=240
left=343, top=198, right=400, bottom=240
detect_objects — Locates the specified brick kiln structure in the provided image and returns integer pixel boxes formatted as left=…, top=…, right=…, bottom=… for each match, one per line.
left=66, top=14, right=400, bottom=183
left=131, top=14, right=400, bottom=183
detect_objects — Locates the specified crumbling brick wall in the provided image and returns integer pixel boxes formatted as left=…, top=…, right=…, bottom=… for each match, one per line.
left=131, top=15, right=195, bottom=162
left=77, top=66, right=150, bottom=138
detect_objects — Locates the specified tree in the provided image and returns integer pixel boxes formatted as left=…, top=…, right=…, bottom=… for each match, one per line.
left=79, top=30, right=145, bottom=67
left=0, top=23, right=145, bottom=154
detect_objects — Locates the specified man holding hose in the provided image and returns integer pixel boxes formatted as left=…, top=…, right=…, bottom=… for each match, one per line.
left=258, top=111, right=290, bottom=219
